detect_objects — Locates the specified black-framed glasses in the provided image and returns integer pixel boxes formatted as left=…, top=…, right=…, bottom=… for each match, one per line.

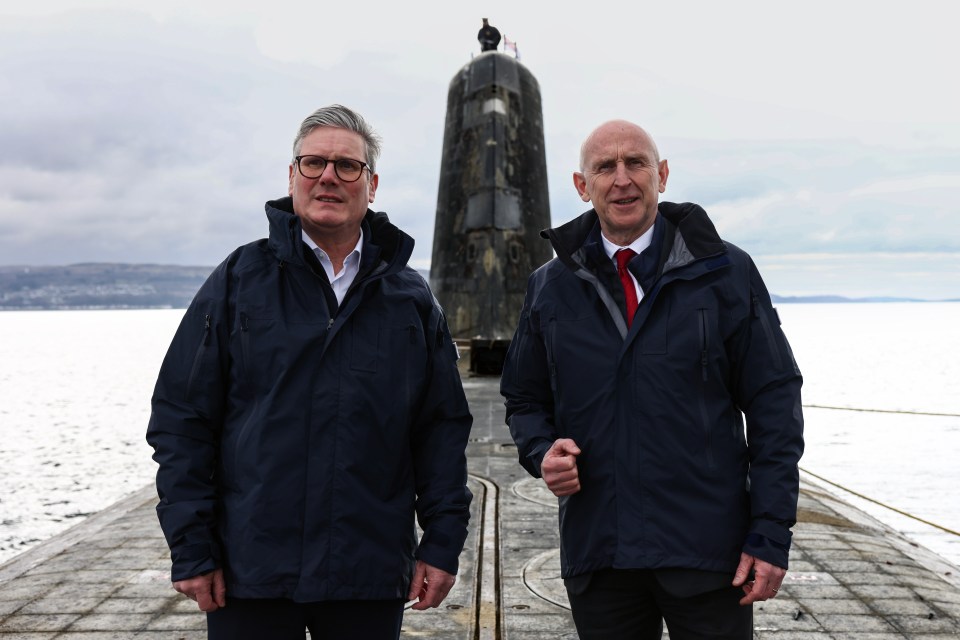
left=294, top=155, right=369, bottom=182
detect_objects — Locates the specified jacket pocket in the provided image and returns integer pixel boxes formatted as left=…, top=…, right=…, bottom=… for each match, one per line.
left=350, top=312, right=381, bottom=373
left=185, top=313, right=212, bottom=401
left=234, top=305, right=326, bottom=393
left=697, top=308, right=715, bottom=470
left=640, top=298, right=669, bottom=354
left=752, top=295, right=783, bottom=370
left=544, top=316, right=559, bottom=395
left=239, top=312, right=250, bottom=373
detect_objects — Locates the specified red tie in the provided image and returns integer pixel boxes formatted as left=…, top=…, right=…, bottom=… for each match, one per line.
left=615, top=248, right=638, bottom=327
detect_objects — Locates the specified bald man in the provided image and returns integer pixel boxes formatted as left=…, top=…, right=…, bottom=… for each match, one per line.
left=501, top=120, right=804, bottom=639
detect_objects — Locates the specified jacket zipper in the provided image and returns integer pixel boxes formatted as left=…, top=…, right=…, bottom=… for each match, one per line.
left=186, top=313, right=211, bottom=400
left=697, top=309, right=714, bottom=470
left=698, top=309, right=709, bottom=382
left=545, top=317, right=559, bottom=395
left=239, top=312, right=250, bottom=371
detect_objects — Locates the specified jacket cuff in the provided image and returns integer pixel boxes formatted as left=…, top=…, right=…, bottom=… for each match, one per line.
left=170, top=542, right=221, bottom=582
left=744, top=521, right=792, bottom=569
left=415, top=531, right=460, bottom=576
left=527, top=441, right=552, bottom=479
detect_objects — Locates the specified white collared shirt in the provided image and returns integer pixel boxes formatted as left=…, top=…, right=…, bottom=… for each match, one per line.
left=302, top=229, right=363, bottom=305
left=601, top=224, right=655, bottom=301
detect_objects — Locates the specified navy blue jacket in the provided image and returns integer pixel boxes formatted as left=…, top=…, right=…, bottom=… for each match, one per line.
left=147, top=197, right=473, bottom=601
left=501, top=202, right=803, bottom=578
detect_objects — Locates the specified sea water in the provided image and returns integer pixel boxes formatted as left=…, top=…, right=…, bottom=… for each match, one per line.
left=0, top=304, right=958, bottom=567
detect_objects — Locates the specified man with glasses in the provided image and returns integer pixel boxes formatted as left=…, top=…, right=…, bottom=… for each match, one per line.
left=148, top=104, right=473, bottom=639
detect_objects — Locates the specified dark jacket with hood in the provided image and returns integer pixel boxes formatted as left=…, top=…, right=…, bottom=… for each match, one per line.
left=500, top=202, right=803, bottom=579
left=147, top=197, right=473, bottom=602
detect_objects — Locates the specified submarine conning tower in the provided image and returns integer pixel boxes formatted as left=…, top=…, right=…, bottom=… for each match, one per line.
left=429, top=51, right=553, bottom=374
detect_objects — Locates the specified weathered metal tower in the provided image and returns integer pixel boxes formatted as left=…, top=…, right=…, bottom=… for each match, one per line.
left=430, top=51, right=552, bottom=374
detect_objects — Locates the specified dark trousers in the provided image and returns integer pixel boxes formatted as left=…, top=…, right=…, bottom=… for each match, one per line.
left=206, top=597, right=406, bottom=640
left=565, top=569, right=752, bottom=640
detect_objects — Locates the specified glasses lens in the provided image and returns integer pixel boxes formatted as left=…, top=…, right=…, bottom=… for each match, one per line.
left=334, top=159, right=363, bottom=182
left=299, top=156, right=326, bottom=179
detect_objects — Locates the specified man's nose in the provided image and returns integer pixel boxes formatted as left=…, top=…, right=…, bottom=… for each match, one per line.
left=612, top=161, right=632, bottom=184
left=317, top=161, right=340, bottom=183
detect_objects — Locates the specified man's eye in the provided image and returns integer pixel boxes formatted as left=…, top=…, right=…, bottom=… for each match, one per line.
left=596, top=164, right=615, bottom=174
left=305, top=157, right=325, bottom=170
left=336, top=159, right=360, bottom=172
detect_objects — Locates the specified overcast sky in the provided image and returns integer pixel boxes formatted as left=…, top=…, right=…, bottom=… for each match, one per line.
left=2, top=1, right=958, bottom=299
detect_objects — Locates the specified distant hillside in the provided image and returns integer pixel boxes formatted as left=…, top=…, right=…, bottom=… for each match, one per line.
left=0, top=264, right=949, bottom=310
left=770, top=294, right=936, bottom=303
left=0, top=264, right=212, bottom=310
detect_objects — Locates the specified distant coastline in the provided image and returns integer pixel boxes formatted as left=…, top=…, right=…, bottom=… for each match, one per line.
left=770, top=294, right=959, bottom=304
left=0, top=263, right=211, bottom=311
left=0, top=263, right=956, bottom=310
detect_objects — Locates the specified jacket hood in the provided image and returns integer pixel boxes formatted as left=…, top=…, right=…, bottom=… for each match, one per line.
left=264, top=196, right=415, bottom=274
left=542, top=201, right=726, bottom=272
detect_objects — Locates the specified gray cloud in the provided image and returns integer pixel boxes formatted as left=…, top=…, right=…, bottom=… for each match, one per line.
left=660, top=138, right=960, bottom=257
left=0, top=7, right=958, bottom=299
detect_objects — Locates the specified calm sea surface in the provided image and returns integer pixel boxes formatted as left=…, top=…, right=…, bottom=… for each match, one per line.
left=0, top=304, right=958, bottom=568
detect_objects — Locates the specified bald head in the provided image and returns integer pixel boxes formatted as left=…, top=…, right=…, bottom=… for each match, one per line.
left=573, top=119, right=669, bottom=246
left=579, top=120, right=660, bottom=172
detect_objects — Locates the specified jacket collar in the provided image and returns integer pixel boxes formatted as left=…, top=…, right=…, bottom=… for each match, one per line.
left=264, top=196, right=414, bottom=277
left=542, top=201, right=727, bottom=275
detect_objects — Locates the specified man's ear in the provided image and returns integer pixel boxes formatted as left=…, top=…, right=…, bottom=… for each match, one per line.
left=658, top=159, right=669, bottom=193
left=288, top=164, right=295, bottom=196
left=368, top=173, right=379, bottom=203
left=573, top=172, right=591, bottom=203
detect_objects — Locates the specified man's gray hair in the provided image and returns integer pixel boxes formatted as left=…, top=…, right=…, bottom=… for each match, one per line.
left=292, top=104, right=383, bottom=173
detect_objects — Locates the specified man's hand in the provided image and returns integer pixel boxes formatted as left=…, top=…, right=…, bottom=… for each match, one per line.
left=173, top=568, right=227, bottom=612
left=541, top=438, right=582, bottom=497
left=732, top=552, right=786, bottom=605
left=407, top=560, right=456, bottom=610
